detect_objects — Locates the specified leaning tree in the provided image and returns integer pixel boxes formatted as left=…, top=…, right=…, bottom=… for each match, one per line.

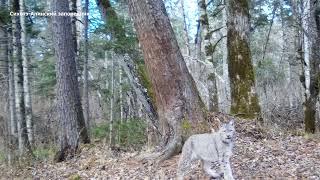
left=128, top=0, right=206, bottom=162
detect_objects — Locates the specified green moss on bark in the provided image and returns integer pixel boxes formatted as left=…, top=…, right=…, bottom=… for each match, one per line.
left=228, top=27, right=260, bottom=119
left=137, top=63, right=156, bottom=106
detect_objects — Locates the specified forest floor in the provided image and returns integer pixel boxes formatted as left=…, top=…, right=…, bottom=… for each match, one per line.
left=1, top=119, right=320, bottom=180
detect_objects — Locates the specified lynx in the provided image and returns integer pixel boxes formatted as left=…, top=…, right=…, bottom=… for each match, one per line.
left=177, top=120, right=235, bottom=180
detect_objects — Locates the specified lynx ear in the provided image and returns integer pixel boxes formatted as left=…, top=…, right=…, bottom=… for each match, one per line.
left=211, top=128, right=215, bottom=133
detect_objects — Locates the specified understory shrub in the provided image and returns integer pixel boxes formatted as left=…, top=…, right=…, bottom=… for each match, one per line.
left=91, top=119, right=147, bottom=150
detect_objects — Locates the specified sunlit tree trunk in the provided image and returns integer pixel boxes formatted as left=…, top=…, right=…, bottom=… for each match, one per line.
left=70, top=0, right=80, bottom=75
left=302, top=0, right=311, bottom=100
left=221, top=2, right=231, bottom=113
left=117, top=65, right=123, bottom=144
left=12, top=0, right=31, bottom=155
left=303, top=0, right=320, bottom=133
left=226, top=0, right=261, bottom=118
left=20, top=0, right=33, bottom=145
left=109, top=52, right=115, bottom=147
left=128, top=0, right=206, bottom=162
left=119, top=67, right=123, bottom=122
left=52, top=0, right=90, bottom=162
left=180, top=0, right=190, bottom=56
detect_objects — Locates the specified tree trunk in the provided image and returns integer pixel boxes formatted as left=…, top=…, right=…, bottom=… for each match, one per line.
left=303, top=0, right=320, bottom=133
left=70, top=0, right=80, bottom=75
left=289, top=0, right=304, bottom=107
left=12, top=0, right=31, bottom=156
left=51, top=0, right=90, bottom=162
left=128, top=0, right=206, bottom=162
left=117, top=65, right=123, bottom=144
left=221, top=2, right=231, bottom=113
left=226, top=0, right=261, bottom=118
left=180, top=0, right=191, bottom=56
left=109, top=51, right=115, bottom=147
left=83, top=0, right=90, bottom=131
left=7, top=14, right=18, bottom=163
left=198, top=0, right=219, bottom=112
left=119, top=67, right=123, bottom=122
left=0, top=0, right=12, bottom=164
left=20, top=0, right=33, bottom=145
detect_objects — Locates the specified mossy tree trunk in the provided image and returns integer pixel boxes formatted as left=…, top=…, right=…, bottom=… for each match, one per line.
left=226, top=0, right=261, bottom=118
left=303, top=0, right=320, bottom=133
left=128, top=0, right=206, bottom=162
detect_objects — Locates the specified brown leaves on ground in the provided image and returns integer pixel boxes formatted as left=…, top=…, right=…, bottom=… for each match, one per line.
left=1, top=119, right=320, bottom=179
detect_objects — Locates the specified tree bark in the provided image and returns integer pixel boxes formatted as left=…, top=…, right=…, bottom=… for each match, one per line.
left=0, top=0, right=13, bottom=164
left=12, top=0, right=31, bottom=155
left=303, top=0, right=320, bottom=133
left=70, top=0, right=80, bottom=75
left=83, top=0, right=90, bottom=132
left=128, top=0, right=206, bottom=162
left=180, top=0, right=191, bottom=56
left=7, top=12, right=18, bottom=163
left=96, top=0, right=159, bottom=134
left=198, top=0, right=219, bottom=112
left=51, top=0, right=90, bottom=162
left=20, top=0, right=33, bottom=145
left=119, top=54, right=159, bottom=130
left=109, top=51, right=115, bottom=147
left=221, top=2, right=231, bottom=113
left=226, top=0, right=261, bottom=118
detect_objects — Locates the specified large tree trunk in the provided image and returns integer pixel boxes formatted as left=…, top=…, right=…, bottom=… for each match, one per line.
left=226, top=0, right=261, bottom=118
left=303, top=0, right=320, bottom=133
left=0, top=0, right=12, bottom=164
left=20, top=0, right=33, bottom=145
left=12, top=0, right=31, bottom=155
left=128, top=0, right=206, bottom=162
left=51, top=0, right=90, bottom=162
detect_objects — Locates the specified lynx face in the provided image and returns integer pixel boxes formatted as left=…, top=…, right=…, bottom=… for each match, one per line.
left=219, top=120, right=235, bottom=144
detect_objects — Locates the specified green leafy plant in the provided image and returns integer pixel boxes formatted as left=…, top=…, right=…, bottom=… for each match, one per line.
left=91, top=119, right=147, bottom=150
left=33, top=147, right=56, bottom=161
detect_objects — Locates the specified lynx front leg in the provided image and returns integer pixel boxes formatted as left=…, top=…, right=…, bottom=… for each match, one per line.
left=222, top=160, right=234, bottom=180
left=203, top=161, right=224, bottom=179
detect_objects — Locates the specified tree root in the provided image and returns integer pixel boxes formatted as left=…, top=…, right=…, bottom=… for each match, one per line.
left=136, top=135, right=182, bottom=165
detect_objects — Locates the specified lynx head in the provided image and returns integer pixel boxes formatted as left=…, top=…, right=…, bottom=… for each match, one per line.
left=218, top=120, right=235, bottom=144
